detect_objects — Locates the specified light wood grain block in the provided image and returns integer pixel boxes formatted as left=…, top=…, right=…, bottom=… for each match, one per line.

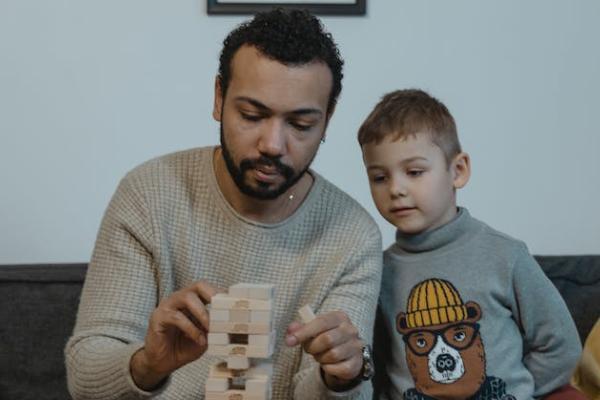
left=247, top=284, right=274, bottom=300
left=211, top=293, right=272, bottom=311
left=205, top=377, right=229, bottom=392
left=210, top=309, right=230, bottom=322
left=210, top=321, right=271, bottom=334
left=248, top=331, right=275, bottom=347
left=208, top=333, right=229, bottom=345
left=230, top=309, right=251, bottom=323
left=249, top=310, right=271, bottom=324
left=298, top=304, right=316, bottom=323
left=205, top=391, right=267, bottom=400
left=229, top=284, right=250, bottom=299
left=227, top=355, right=250, bottom=370
left=245, top=379, right=269, bottom=396
left=208, top=343, right=272, bottom=358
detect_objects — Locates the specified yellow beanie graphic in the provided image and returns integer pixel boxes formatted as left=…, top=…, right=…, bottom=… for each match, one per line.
left=404, top=278, right=469, bottom=329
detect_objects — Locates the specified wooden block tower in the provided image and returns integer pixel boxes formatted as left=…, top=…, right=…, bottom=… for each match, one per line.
left=205, top=283, right=275, bottom=400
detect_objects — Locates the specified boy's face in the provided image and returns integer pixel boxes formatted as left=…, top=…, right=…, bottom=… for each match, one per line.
left=362, top=133, right=470, bottom=235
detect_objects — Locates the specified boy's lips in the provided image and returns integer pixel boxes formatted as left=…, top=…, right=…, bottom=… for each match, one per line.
left=390, top=206, right=416, bottom=215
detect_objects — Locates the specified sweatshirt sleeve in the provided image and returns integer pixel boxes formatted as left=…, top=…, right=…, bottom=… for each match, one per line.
left=292, top=224, right=383, bottom=400
left=64, top=176, right=168, bottom=399
left=511, top=244, right=582, bottom=397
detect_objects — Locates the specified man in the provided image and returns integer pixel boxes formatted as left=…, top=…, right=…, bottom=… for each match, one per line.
left=65, top=8, right=381, bottom=399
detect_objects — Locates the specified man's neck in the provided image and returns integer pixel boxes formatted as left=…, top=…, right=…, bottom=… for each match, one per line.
left=213, top=147, right=314, bottom=224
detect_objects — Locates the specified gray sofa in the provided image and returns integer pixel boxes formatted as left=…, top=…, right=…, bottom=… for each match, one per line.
left=1, top=256, right=599, bottom=400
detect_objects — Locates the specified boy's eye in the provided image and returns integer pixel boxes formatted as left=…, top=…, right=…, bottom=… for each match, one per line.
left=407, top=170, right=424, bottom=177
left=371, top=175, right=386, bottom=183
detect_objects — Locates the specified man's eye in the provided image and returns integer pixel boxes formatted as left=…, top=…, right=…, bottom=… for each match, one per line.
left=241, top=112, right=262, bottom=122
left=289, top=121, right=312, bottom=131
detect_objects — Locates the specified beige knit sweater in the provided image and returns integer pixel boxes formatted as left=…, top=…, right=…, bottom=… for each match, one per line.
left=65, top=147, right=382, bottom=399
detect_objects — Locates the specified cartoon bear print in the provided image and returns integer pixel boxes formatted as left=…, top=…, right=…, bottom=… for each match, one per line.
left=396, top=278, right=515, bottom=400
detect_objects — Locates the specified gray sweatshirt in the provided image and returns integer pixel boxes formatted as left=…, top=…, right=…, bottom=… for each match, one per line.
left=375, top=208, right=581, bottom=400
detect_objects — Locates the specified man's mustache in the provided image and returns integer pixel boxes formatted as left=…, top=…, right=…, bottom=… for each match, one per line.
left=240, top=156, right=294, bottom=179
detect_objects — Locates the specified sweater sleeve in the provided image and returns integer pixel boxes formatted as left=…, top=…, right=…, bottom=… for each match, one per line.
left=511, top=244, right=582, bottom=397
left=292, top=224, right=383, bottom=400
left=64, top=176, right=168, bottom=399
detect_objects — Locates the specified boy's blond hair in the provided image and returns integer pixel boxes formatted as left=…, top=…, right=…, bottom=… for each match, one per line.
left=358, top=89, right=462, bottom=166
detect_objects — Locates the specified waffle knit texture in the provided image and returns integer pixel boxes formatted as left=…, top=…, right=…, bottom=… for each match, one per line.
left=375, top=208, right=581, bottom=400
left=65, top=146, right=382, bottom=399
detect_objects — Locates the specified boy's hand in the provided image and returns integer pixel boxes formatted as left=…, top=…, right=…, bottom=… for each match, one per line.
left=285, top=310, right=364, bottom=390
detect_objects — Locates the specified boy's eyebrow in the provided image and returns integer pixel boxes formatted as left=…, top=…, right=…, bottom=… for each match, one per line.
left=234, top=96, right=323, bottom=117
left=366, top=156, right=429, bottom=170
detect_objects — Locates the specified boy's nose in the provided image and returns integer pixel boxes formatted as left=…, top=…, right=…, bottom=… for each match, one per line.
left=257, top=119, right=286, bottom=157
left=390, top=178, right=408, bottom=198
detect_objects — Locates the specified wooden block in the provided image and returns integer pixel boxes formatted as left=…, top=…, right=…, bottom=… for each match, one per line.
left=208, top=343, right=272, bottom=358
left=229, top=284, right=250, bottom=299
left=210, top=321, right=271, bottom=334
left=227, top=355, right=250, bottom=370
left=246, top=284, right=274, bottom=300
left=298, top=304, right=316, bottom=323
left=230, top=309, right=251, bottom=323
left=211, top=294, right=272, bottom=311
left=208, top=333, right=229, bottom=345
left=206, top=377, right=229, bottom=392
left=250, top=310, right=271, bottom=324
left=209, top=361, right=273, bottom=379
left=245, top=379, right=269, bottom=396
left=210, top=309, right=230, bottom=322
left=248, top=331, right=275, bottom=347
left=209, top=362, right=236, bottom=378
left=205, top=391, right=267, bottom=400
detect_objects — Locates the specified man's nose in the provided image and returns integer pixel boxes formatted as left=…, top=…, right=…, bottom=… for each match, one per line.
left=257, top=119, right=286, bottom=157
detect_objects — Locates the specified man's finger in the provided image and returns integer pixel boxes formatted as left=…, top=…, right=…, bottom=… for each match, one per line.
left=321, top=355, right=363, bottom=381
left=312, top=338, right=362, bottom=365
left=285, top=311, right=347, bottom=346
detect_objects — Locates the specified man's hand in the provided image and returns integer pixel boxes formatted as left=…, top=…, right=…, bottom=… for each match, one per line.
left=285, top=311, right=364, bottom=390
left=130, top=280, right=221, bottom=391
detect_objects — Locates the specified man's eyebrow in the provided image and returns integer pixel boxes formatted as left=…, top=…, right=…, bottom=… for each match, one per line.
left=234, top=96, right=322, bottom=117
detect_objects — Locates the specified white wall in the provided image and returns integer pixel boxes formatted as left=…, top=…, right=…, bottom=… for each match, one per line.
left=1, top=0, right=598, bottom=264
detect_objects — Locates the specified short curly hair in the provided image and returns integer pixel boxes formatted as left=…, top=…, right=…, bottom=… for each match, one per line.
left=218, top=8, right=344, bottom=114
left=358, top=89, right=462, bottom=167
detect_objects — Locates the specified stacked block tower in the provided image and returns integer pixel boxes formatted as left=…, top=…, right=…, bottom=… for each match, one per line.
left=205, top=283, right=275, bottom=400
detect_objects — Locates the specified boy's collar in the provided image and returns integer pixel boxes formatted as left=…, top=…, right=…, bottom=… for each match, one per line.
left=394, top=207, right=472, bottom=253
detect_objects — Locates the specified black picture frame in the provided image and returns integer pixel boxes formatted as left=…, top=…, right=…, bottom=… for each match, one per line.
left=207, top=0, right=366, bottom=16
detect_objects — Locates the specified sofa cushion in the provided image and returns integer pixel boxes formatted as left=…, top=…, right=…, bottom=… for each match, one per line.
left=0, top=264, right=86, bottom=400
left=536, top=255, right=600, bottom=344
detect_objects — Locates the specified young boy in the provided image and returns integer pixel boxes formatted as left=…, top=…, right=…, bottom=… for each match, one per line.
left=358, top=89, right=582, bottom=400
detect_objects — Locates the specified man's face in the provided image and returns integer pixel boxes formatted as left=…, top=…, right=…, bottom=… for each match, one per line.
left=362, top=133, right=467, bottom=235
left=213, top=45, right=333, bottom=200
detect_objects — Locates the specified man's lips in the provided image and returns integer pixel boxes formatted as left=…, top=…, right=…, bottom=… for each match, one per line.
left=253, top=165, right=281, bottom=182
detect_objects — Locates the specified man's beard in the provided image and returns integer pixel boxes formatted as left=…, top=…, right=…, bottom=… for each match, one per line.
left=220, top=125, right=314, bottom=200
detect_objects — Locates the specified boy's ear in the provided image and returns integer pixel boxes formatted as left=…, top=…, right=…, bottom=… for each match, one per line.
left=452, top=152, right=471, bottom=189
left=213, top=75, right=223, bottom=122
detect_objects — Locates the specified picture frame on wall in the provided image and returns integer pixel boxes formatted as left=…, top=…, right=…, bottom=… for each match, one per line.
left=207, top=0, right=366, bottom=16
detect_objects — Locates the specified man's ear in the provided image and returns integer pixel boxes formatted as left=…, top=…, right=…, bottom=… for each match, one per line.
left=452, top=152, right=471, bottom=189
left=213, top=76, right=223, bottom=122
